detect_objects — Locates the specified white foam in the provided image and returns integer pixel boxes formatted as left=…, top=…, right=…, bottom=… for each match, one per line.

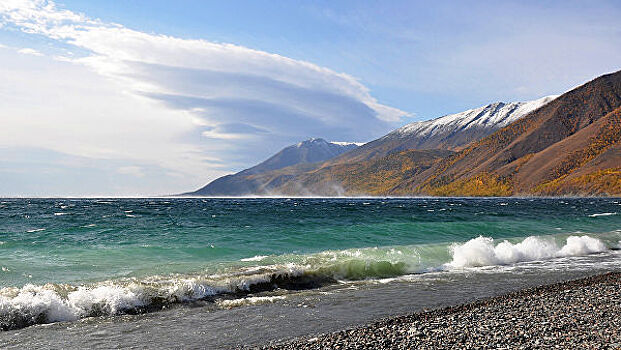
left=26, top=228, right=46, bottom=233
left=588, top=212, right=617, bottom=217
left=0, top=265, right=304, bottom=327
left=241, top=255, right=269, bottom=262
left=217, top=295, right=286, bottom=309
left=0, top=285, right=78, bottom=323
left=164, top=278, right=220, bottom=302
left=0, top=280, right=221, bottom=327
left=68, top=285, right=145, bottom=316
left=558, top=236, right=607, bottom=256
left=448, top=235, right=608, bottom=268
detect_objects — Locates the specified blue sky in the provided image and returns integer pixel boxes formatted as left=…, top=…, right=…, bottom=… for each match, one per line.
left=0, top=0, right=620, bottom=196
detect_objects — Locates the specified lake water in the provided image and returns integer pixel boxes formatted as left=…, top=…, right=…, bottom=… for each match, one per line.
left=1, top=198, right=620, bottom=348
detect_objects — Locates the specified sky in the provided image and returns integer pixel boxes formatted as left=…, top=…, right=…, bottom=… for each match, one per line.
left=0, top=0, right=620, bottom=196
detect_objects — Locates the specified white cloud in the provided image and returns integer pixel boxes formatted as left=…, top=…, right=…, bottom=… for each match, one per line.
left=17, top=47, right=42, bottom=56
left=117, top=166, right=145, bottom=178
left=0, top=50, right=216, bottom=193
left=0, top=0, right=407, bottom=195
left=0, top=1, right=406, bottom=124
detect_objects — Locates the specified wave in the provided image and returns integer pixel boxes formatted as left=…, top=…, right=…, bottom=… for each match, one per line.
left=589, top=212, right=617, bottom=217
left=0, top=233, right=615, bottom=331
left=0, top=265, right=324, bottom=331
left=26, top=228, right=46, bottom=233
left=448, top=235, right=607, bottom=268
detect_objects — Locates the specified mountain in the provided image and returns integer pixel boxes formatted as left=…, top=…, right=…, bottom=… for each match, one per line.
left=253, top=96, right=558, bottom=196
left=388, top=95, right=558, bottom=150
left=185, top=138, right=359, bottom=196
left=325, top=96, right=557, bottom=165
left=237, top=138, right=359, bottom=176
left=183, top=70, right=621, bottom=197
left=413, top=70, right=621, bottom=196
left=184, top=96, right=556, bottom=197
left=271, top=148, right=454, bottom=196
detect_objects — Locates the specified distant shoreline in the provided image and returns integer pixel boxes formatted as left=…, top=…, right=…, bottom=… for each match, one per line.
left=254, top=272, right=621, bottom=349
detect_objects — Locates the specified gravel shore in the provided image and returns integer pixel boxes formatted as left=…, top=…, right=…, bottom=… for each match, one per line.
left=253, top=272, right=621, bottom=349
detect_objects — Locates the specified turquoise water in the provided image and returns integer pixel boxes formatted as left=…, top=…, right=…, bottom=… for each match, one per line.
left=0, top=198, right=620, bottom=330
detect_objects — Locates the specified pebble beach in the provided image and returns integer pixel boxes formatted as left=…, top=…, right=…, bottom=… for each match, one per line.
left=255, top=272, right=621, bottom=349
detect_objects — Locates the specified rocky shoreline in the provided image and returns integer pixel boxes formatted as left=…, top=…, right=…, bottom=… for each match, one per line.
left=252, top=272, right=621, bottom=349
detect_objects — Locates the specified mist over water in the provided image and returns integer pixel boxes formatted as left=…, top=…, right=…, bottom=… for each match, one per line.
left=0, top=198, right=620, bottom=330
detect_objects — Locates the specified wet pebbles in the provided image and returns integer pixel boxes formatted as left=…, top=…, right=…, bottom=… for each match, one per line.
left=254, top=272, right=621, bottom=349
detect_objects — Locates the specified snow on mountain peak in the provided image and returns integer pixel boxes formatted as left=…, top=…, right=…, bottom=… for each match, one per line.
left=393, top=95, right=558, bottom=138
left=330, top=141, right=365, bottom=146
left=295, top=138, right=362, bottom=148
left=296, top=138, right=325, bottom=147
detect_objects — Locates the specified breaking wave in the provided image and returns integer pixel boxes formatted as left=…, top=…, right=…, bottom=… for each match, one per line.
left=448, top=235, right=608, bottom=268
left=0, top=233, right=614, bottom=331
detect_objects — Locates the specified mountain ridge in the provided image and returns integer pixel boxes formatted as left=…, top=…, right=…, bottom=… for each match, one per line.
left=414, top=70, right=621, bottom=196
left=393, top=95, right=558, bottom=140
left=182, top=70, right=621, bottom=197
left=185, top=138, right=359, bottom=196
left=321, top=95, right=557, bottom=167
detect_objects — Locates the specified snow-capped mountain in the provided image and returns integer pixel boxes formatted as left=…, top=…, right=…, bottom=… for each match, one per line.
left=183, top=95, right=560, bottom=196
left=393, top=95, right=558, bottom=138
left=330, top=95, right=558, bottom=164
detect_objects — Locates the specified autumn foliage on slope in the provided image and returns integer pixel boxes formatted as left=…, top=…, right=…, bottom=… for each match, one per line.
left=415, top=70, right=621, bottom=197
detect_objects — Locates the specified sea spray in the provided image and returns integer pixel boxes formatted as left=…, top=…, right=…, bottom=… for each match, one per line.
left=448, top=235, right=608, bottom=268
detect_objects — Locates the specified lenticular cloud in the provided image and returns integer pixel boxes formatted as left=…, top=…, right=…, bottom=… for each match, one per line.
left=0, top=0, right=407, bottom=143
left=0, top=0, right=409, bottom=195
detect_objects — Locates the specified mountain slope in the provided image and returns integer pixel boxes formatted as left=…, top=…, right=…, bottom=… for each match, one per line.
left=238, top=138, right=359, bottom=176
left=185, top=138, right=359, bottom=196
left=327, top=96, right=556, bottom=166
left=527, top=106, right=621, bottom=195
left=275, top=149, right=454, bottom=196
left=414, top=70, right=621, bottom=196
left=388, top=95, right=558, bottom=149
left=184, top=96, right=558, bottom=197
left=258, top=96, right=556, bottom=196
left=183, top=71, right=621, bottom=197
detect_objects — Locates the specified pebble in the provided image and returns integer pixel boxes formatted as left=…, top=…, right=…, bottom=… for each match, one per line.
left=248, top=272, right=621, bottom=349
